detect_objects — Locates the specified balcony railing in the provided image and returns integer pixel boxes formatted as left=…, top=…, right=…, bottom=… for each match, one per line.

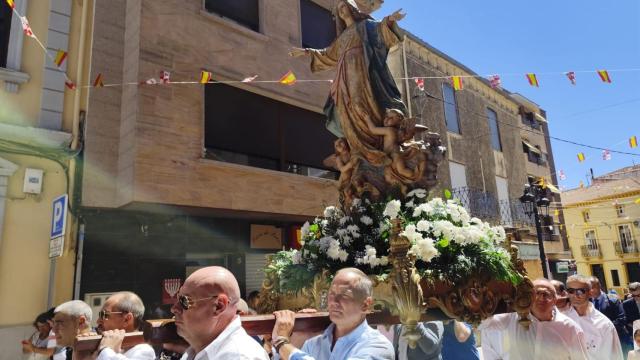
left=614, top=240, right=639, bottom=255
left=581, top=245, right=602, bottom=258
left=450, top=187, right=535, bottom=227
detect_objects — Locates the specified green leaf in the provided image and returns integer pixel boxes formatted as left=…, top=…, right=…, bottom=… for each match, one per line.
left=444, top=189, right=452, bottom=199
left=437, top=238, right=449, bottom=248
left=309, top=224, right=319, bottom=233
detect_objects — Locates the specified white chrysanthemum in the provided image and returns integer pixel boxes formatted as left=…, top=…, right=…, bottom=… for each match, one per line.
left=401, top=224, right=424, bottom=243
left=490, top=226, right=506, bottom=242
left=383, top=200, right=402, bottom=219
left=411, top=237, right=438, bottom=262
left=338, top=249, right=349, bottom=262
left=346, top=224, right=360, bottom=238
left=416, top=220, right=430, bottom=232
left=323, top=206, right=337, bottom=218
left=360, top=215, right=373, bottom=225
left=407, top=188, right=428, bottom=198
left=339, top=216, right=351, bottom=226
left=318, top=236, right=334, bottom=251
left=326, top=239, right=341, bottom=260
left=432, top=220, right=455, bottom=240
left=379, top=256, right=389, bottom=266
left=292, top=250, right=302, bottom=264
left=351, top=198, right=361, bottom=208
left=405, top=200, right=415, bottom=208
left=412, top=203, right=434, bottom=218
left=301, top=221, right=310, bottom=239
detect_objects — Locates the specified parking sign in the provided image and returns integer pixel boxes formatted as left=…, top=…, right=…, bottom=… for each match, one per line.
left=51, top=194, right=68, bottom=239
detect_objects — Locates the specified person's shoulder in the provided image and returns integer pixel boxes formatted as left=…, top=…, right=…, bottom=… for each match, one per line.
left=555, top=312, right=584, bottom=332
left=363, top=326, right=394, bottom=347
left=128, top=342, right=156, bottom=355
left=623, top=298, right=636, bottom=307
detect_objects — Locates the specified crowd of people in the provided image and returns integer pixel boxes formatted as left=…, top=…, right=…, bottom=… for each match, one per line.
left=20, top=267, right=640, bottom=360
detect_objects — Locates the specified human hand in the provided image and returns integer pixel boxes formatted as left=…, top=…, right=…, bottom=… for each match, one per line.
left=98, top=329, right=125, bottom=354
left=272, top=310, right=296, bottom=339
left=288, top=47, right=307, bottom=58
left=21, top=340, right=34, bottom=353
left=389, top=9, right=406, bottom=22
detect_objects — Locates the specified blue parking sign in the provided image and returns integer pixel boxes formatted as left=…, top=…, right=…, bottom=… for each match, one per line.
left=51, top=194, right=68, bottom=239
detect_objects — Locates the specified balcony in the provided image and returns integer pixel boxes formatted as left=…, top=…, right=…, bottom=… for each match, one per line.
left=614, top=240, right=639, bottom=256
left=450, top=187, right=535, bottom=227
left=581, top=245, right=602, bottom=258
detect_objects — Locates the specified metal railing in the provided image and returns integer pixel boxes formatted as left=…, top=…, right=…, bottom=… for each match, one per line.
left=450, top=187, right=535, bottom=227
left=581, top=245, right=602, bottom=258
left=614, top=240, right=639, bottom=255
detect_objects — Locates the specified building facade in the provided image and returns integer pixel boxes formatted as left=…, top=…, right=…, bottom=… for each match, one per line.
left=0, top=0, right=92, bottom=356
left=563, top=165, right=640, bottom=295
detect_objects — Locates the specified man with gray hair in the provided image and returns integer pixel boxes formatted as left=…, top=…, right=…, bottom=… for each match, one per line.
left=271, top=267, right=394, bottom=360
left=94, top=291, right=155, bottom=359
left=53, top=300, right=93, bottom=359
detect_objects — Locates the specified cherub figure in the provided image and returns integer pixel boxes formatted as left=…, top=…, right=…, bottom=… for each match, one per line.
left=323, top=138, right=359, bottom=192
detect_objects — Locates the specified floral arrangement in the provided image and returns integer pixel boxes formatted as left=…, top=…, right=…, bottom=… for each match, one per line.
left=265, top=189, right=523, bottom=294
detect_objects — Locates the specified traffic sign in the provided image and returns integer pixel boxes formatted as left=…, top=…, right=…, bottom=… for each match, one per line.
left=49, top=236, right=64, bottom=258
left=50, top=194, right=68, bottom=239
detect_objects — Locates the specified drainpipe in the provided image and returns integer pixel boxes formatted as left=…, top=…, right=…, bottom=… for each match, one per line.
left=402, top=35, right=412, bottom=117
left=73, top=222, right=85, bottom=299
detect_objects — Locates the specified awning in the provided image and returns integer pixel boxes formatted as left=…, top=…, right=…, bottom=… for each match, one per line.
left=522, top=140, right=542, bottom=154
left=535, top=112, right=547, bottom=123
left=545, top=183, right=561, bottom=194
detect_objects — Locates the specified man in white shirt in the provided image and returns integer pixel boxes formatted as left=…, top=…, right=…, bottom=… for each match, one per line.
left=171, top=266, right=269, bottom=360
left=551, top=280, right=571, bottom=313
left=564, top=274, right=623, bottom=360
left=93, top=291, right=156, bottom=359
left=52, top=300, right=94, bottom=359
left=480, top=278, right=588, bottom=360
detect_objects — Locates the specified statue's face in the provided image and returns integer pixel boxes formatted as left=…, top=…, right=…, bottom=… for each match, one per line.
left=337, top=2, right=354, bottom=22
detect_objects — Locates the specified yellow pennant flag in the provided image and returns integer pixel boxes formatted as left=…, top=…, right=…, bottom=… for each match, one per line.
left=200, top=71, right=212, bottom=84
left=554, top=209, right=560, bottom=216
left=279, top=70, right=297, bottom=85
left=526, top=73, right=539, bottom=87
left=577, top=152, right=585, bottom=162
left=54, top=50, right=68, bottom=67
left=451, top=76, right=463, bottom=91
left=597, top=70, right=612, bottom=83
left=630, top=135, right=638, bottom=148
left=6, top=0, right=15, bottom=9
left=635, top=198, right=640, bottom=204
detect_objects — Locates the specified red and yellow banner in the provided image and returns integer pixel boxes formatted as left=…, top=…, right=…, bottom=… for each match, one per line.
left=451, top=76, right=463, bottom=91
left=577, top=152, right=585, bottom=162
left=93, top=73, right=104, bottom=87
left=200, top=71, right=212, bottom=84
left=526, top=73, right=539, bottom=87
left=630, top=136, right=638, bottom=148
left=6, top=0, right=15, bottom=9
left=279, top=70, right=297, bottom=85
left=597, top=70, right=611, bottom=83
left=54, top=50, right=67, bottom=67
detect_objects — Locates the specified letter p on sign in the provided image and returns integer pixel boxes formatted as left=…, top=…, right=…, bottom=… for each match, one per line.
left=50, top=194, right=68, bottom=239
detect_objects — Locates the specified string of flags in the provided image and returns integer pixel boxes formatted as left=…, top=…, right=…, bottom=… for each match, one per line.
left=572, top=135, right=638, bottom=164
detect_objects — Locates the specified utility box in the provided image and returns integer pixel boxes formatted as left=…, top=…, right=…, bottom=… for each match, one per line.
left=23, top=168, right=44, bottom=194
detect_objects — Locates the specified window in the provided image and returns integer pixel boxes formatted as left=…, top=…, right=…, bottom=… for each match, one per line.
left=300, top=0, right=335, bottom=49
left=582, top=210, right=590, bottom=222
left=487, top=108, right=502, bottom=151
left=585, top=230, right=597, bottom=249
left=205, top=0, right=259, bottom=32
left=618, top=224, right=634, bottom=251
left=204, top=83, right=338, bottom=179
left=442, top=83, right=460, bottom=134
left=522, top=141, right=546, bottom=166
left=449, top=162, right=468, bottom=210
left=611, top=269, right=620, bottom=287
left=0, top=0, right=12, bottom=67
left=521, top=112, right=540, bottom=129
left=615, top=204, right=625, bottom=217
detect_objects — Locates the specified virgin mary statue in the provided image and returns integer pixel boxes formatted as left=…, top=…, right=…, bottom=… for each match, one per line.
left=290, top=0, right=407, bottom=167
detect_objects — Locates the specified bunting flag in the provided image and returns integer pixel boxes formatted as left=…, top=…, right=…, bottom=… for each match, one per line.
left=597, top=70, right=612, bottom=83
left=451, top=76, right=463, bottom=91
left=415, top=78, right=425, bottom=91
left=279, top=70, right=297, bottom=85
left=199, top=71, right=212, bottom=84
left=488, top=74, right=501, bottom=89
left=241, top=75, right=258, bottom=83
left=554, top=209, right=560, bottom=217
left=20, top=16, right=34, bottom=38
left=159, top=71, right=170, bottom=84
left=602, top=149, right=611, bottom=160
left=6, top=0, right=14, bottom=9
left=630, top=136, right=638, bottom=148
left=526, top=73, right=539, bottom=87
left=93, top=73, right=104, bottom=87
left=143, top=78, right=158, bottom=85
left=559, top=170, right=566, bottom=180
left=635, top=198, right=640, bottom=205
left=53, top=50, right=67, bottom=67
left=64, top=80, right=76, bottom=90
left=577, top=152, right=585, bottom=162
left=565, top=71, right=576, bottom=85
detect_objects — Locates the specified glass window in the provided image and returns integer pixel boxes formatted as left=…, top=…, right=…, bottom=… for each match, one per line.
left=582, top=210, right=590, bottom=222
left=618, top=224, right=633, bottom=248
left=487, top=108, right=501, bottom=151
left=611, top=269, right=620, bottom=287
left=205, top=0, right=260, bottom=32
left=300, top=0, right=335, bottom=49
left=442, top=83, right=460, bottom=134
left=0, top=0, right=12, bottom=68
left=584, top=230, right=597, bottom=249
left=615, top=204, right=625, bottom=217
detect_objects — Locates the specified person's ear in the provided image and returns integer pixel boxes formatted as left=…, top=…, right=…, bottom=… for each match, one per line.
left=361, top=297, right=373, bottom=311
left=78, top=315, right=86, bottom=328
left=124, top=312, right=134, bottom=325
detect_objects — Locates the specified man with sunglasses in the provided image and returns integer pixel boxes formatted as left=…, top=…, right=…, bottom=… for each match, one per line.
left=270, top=267, right=394, bottom=360
left=93, top=291, right=155, bottom=359
left=480, top=279, right=588, bottom=359
left=564, top=274, right=623, bottom=359
left=623, top=283, right=640, bottom=348
left=170, top=266, right=269, bottom=360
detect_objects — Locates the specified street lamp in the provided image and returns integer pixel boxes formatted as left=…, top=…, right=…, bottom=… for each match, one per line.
left=519, top=183, right=552, bottom=279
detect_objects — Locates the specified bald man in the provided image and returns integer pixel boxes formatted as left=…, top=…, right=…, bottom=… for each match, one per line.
left=170, top=266, right=269, bottom=360
left=480, top=279, right=588, bottom=359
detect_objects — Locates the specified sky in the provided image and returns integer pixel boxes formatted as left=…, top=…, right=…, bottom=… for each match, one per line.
left=377, top=0, right=640, bottom=190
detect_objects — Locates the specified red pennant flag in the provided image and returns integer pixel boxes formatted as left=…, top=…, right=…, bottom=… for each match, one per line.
left=54, top=50, right=68, bottom=67
left=597, top=70, right=612, bottom=83
left=488, top=74, right=501, bottom=89
left=565, top=71, right=576, bottom=85
left=414, top=78, right=425, bottom=91
left=451, top=76, right=463, bottom=91
left=93, top=73, right=104, bottom=87
left=159, top=71, right=170, bottom=84
left=64, top=80, right=76, bottom=90
left=6, top=0, right=15, bottom=9
left=20, top=16, right=34, bottom=38
left=279, top=70, right=297, bottom=85
left=526, top=73, right=539, bottom=87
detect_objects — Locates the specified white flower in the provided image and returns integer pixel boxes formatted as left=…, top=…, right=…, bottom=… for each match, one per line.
left=346, top=224, right=360, bottom=238
left=321, top=219, right=329, bottom=228
left=338, top=249, right=349, bottom=262
left=326, top=239, right=341, bottom=260
left=383, top=200, right=402, bottom=219
left=401, top=224, right=424, bottom=243
left=379, top=256, right=389, bottom=266
left=292, top=250, right=302, bottom=264
left=339, top=216, right=351, bottom=226
left=351, top=198, right=361, bottom=208
left=412, top=203, right=434, bottom=218
left=323, top=206, right=337, bottom=218
left=405, top=200, right=415, bottom=208
left=432, top=220, right=455, bottom=240
left=318, top=236, right=335, bottom=251
left=410, top=237, right=438, bottom=262
left=416, top=220, right=430, bottom=232
left=490, top=226, right=506, bottom=242
left=407, top=188, right=427, bottom=198
left=360, top=215, right=373, bottom=225
left=301, top=221, right=310, bottom=239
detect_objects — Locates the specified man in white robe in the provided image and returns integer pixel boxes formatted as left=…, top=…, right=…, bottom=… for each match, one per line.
left=564, top=274, right=623, bottom=360
left=480, top=279, right=588, bottom=360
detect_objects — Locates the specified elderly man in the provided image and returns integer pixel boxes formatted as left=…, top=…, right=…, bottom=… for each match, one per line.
left=52, top=300, right=94, bottom=360
left=624, top=283, right=640, bottom=348
left=93, top=291, right=155, bottom=359
left=271, top=267, right=394, bottom=360
left=565, top=274, right=623, bottom=360
left=551, top=280, right=571, bottom=312
left=170, top=266, right=269, bottom=360
left=480, top=278, right=588, bottom=360
left=589, top=277, right=626, bottom=339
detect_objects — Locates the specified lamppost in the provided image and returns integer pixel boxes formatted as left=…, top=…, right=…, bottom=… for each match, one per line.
left=519, top=183, right=552, bottom=279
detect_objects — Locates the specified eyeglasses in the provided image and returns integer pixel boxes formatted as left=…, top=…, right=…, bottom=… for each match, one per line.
left=631, top=294, right=640, bottom=298
left=176, top=294, right=219, bottom=310
left=98, top=310, right=124, bottom=320
left=566, top=287, right=589, bottom=296
left=535, top=291, right=554, bottom=301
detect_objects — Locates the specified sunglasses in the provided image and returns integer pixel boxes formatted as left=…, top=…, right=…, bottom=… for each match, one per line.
left=566, top=287, right=589, bottom=296
left=631, top=294, right=640, bottom=298
left=98, top=310, right=124, bottom=320
left=177, top=294, right=219, bottom=310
